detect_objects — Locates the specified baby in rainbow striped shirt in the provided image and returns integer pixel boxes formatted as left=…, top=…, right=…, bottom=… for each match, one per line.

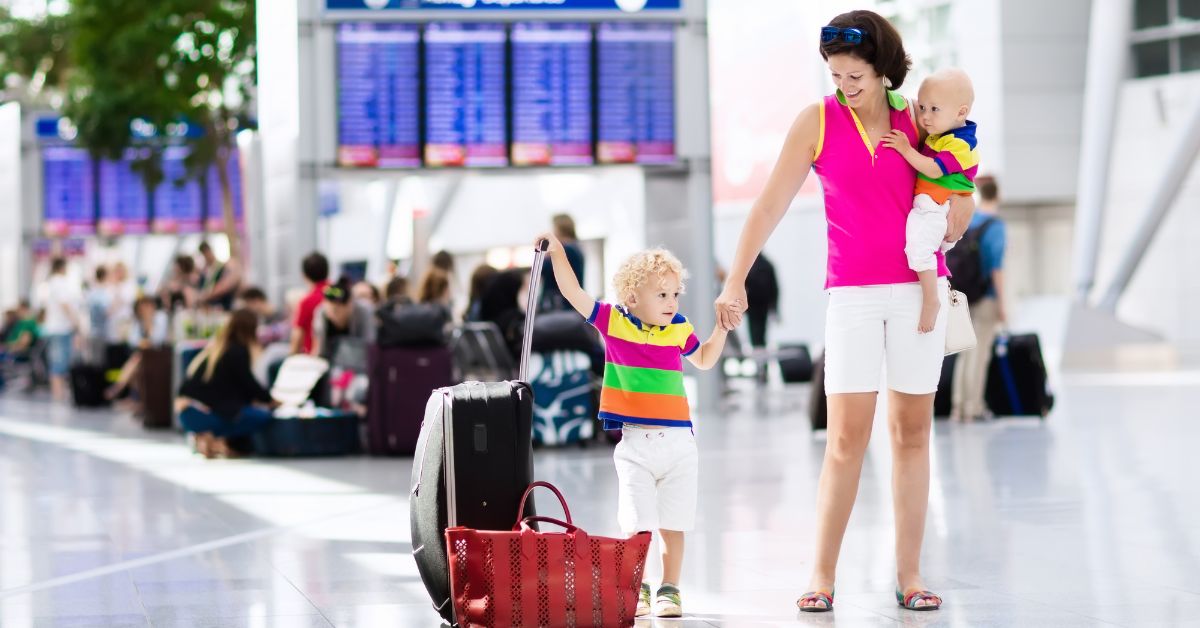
left=540, top=233, right=728, bottom=619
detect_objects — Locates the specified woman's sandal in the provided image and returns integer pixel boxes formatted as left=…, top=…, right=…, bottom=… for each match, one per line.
left=797, top=589, right=834, bottom=613
left=896, top=588, right=942, bottom=611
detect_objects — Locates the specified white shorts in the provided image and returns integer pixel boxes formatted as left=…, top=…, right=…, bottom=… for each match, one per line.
left=613, top=426, right=698, bottom=534
left=905, top=194, right=955, bottom=273
left=824, top=278, right=949, bottom=395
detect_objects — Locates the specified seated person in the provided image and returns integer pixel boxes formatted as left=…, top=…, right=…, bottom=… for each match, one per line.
left=106, top=297, right=169, bottom=401
left=4, top=301, right=40, bottom=361
left=384, top=276, right=411, bottom=306
left=175, top=309, right=276, bottom=458
left=312, top=277, right=376, bottom=363
left=237, top=286, right=289, bottom=345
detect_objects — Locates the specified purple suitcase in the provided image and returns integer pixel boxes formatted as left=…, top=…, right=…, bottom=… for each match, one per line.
left=367, top=345, right=454, bottom=455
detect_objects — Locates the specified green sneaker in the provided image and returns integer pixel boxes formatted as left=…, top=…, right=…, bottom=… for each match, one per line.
left=654, top=584, right=683, bottom=618
left=636, top=582, right=652, bottom=617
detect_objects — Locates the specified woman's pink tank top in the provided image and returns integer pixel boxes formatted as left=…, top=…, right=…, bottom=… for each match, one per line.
left=812, top=92, right=950, bottom=288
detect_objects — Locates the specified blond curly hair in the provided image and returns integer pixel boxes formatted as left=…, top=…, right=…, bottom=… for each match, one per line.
left=612, top=249, right=689, bottom=307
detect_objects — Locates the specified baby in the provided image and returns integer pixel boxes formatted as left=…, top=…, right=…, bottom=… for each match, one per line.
left=882, top=67, right=980, bottom=332
left=538, top=233, right=728, bottom=618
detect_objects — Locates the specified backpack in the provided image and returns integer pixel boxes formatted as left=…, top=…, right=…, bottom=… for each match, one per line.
left=945, top=217, right=996, bottom=304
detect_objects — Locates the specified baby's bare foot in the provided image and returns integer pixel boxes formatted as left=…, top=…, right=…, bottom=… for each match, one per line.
left=918, top=298, right=940, bottom=333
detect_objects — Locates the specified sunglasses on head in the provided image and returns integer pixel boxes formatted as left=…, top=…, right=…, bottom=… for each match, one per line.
left=821, top=26, right=867, bottom=44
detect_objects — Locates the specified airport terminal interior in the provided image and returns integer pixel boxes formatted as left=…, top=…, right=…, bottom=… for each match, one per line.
left=2, top=0, right=1200, bottom=626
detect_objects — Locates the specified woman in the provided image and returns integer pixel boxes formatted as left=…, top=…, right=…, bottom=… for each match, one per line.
left=464, top=264, right=497, bottom=322
left=417, top=268, right=452, bottom=308
left=539, top=214, right=585, bottom=312
left=160, top=255, right=199, bottom=312
left=176, top=308, right=275, bottom=458
left=715, top=10, right=973, bottom=612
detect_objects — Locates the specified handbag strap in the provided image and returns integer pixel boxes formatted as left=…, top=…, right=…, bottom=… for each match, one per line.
left=518, top=516, right=577, bottom=532
left=515, top=480, right=572, bottom=527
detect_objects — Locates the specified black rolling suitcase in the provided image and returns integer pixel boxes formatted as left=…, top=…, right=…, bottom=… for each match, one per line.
left=779, top=343, right=815, bottom=383
left=808, top=351, right=827, bottom=431
left=985, top=333, right=1054, bottom=418
left=934, top=353, right=957, bottom=418
left=410, top=241, right=546, bottom=623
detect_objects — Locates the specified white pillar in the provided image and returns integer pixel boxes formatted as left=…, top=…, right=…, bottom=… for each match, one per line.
left=1097, top=95, right=1200, bottom=312
left=1070, top=0, right=1133, bottom=303
left=0, top=103, right=21, bottom=307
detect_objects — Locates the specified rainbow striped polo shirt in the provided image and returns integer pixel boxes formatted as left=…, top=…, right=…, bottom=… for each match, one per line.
left=914, top=119, right=979, bottom=205
left=587, top=301, right=700, bottom=430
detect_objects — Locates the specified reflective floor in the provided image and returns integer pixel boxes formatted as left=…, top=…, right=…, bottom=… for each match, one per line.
left=2, top=368, right=1199, bottom=627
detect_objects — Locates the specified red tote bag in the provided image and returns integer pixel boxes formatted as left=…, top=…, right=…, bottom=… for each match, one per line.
left=445, top=481, right=652, bottom=628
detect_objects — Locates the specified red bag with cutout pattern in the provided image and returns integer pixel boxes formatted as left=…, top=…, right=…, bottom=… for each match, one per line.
left=445, top=481, right=652, bottom=628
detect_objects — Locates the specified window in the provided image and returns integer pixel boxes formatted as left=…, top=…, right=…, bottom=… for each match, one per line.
left=1131, top=0, right=1200, bottom=76
left=1137, top=0, right=1170, bottom=29
left=1134, top=40, right=1171, bottom=76
left=1181, top=0, right=1200, bottom=20
left=1182, top=34, right=1200, bottom=71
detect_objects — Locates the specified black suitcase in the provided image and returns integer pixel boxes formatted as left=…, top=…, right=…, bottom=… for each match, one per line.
left=70, top=364, right=109, bottom=408
left=934, top=353, right=957, bottom=418
left=779, top=343, right=814, bottom=383
left=985, top=333, right=1053, bottom=418
left=808, top=351, right=827, bottom=431
left=410, top=241, right=546, bottom=623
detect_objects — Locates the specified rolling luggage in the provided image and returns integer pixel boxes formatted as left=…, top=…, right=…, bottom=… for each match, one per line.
left=139, top=346, right=174, bottom=428
left=366, top=345, right=454, bottom=455
left=253, top=408, right=360, bottom=457
left=934, top=353, right=957, bottom=418
left=808, top=351, right=827, bottom=431
left=410, top=241, right=546, bottom=623
left=255, top=355, right=362, bottom=456
left=70, top=364, right=109, bottom=408
left=779, top=343, right=815, bottom=383
left=985, top=333, right=1054, bottom=418
left=530, top=350, right=595, bottom=446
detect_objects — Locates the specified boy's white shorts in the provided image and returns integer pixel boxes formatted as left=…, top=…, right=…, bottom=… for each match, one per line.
left=613, top=426, right=698, bottom=535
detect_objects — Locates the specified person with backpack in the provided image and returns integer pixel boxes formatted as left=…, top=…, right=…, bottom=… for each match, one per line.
left=948, top=175, right=1007, bottom=422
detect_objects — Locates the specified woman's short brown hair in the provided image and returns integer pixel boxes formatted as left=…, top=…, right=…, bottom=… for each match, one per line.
left=820, top=10, right=911, bottom=90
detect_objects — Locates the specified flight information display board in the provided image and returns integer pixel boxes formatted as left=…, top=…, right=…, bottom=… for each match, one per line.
left=423, top=22, right=508, bottom=167
left=42, top=147, right=96, bottom=237
left=204, top=151, right=245, bottom=232
left=98, top=149, right=151, bottom=236
left=336, top=23, right=422, bottom=168
left=596, top=22, right=675, bottom=164
left=152, top=147, right=204, bottom=234
left=511, top=22, right=593, bottom=166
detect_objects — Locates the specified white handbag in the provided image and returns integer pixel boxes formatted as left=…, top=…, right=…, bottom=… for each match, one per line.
left=944, top=285, right=977, bottom=356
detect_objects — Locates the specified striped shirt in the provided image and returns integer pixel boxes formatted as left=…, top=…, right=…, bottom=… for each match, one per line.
left=587, top=301, right=700, bottom=430
left=914, top=120, right=979, bottom=205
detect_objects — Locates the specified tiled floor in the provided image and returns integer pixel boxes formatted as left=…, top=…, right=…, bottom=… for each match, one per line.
left=1, top=369, right=1199, bottom=627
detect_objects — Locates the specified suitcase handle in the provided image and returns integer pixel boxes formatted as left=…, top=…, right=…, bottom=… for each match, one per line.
left=515, top=480, right=571, bottom=527
left=517, top=239, right=550, bottom=383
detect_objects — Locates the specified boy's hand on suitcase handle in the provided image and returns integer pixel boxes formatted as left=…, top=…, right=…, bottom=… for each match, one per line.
left=536, top=233, right=560, bottom=254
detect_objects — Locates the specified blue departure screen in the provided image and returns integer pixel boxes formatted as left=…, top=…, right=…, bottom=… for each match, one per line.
left=597, top=22, right=675, bottom=164
left=337, top=23, right=422, bottom=168
left=511, top=22, right=593, bottom=166
left=424, top=22, right=508, bottom=167
left=205, top=150, right=245, bottom=232
left=153, top=147, right=204, bottom=234
left=42, top=147, right=95, bottom=237
left=98, top=149, right=150, bottom=236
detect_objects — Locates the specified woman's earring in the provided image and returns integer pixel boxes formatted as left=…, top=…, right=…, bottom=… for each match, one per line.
left=883, top=77, right=893, bottom=89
